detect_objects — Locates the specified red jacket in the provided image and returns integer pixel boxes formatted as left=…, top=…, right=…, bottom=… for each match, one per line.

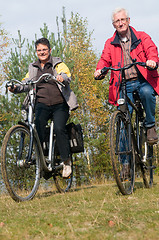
left=96, top=26, right=159, bottom=105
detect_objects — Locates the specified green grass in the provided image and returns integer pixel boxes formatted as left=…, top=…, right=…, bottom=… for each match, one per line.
left=0, top=177, right=159, bottom=240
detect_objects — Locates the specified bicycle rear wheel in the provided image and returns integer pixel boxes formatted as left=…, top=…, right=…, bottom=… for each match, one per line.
left=53, top=139, right=73, bottom=193
left=110, top=111, right=135, bottom=195
left=139, top=127, right=153, bottom=187
left=1, top=125, right=41, bottom=202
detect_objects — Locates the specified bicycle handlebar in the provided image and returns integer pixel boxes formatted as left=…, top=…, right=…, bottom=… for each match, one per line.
left=95, top=61, right=148, bottom=80
left=6, top=73, right=65, bottom=90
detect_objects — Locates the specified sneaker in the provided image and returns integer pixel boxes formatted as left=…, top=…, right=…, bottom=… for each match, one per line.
left=62, top=159, right=72, bottom=178
left=147, top=126, right=158, bottom=145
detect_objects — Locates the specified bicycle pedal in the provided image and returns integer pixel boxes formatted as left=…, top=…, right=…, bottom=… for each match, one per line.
left=54, top=163, right=63, bottom=171
left=143, top=165, right=156, bottom=170
left=152, top=165, right=156, bottom=169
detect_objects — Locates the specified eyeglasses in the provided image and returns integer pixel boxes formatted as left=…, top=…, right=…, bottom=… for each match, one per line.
left=113, top=17, right=129, bottom=25
left=36, top=48, right=49, bottom=53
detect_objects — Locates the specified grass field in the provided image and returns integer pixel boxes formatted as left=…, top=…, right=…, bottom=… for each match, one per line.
left=0, top=176, right=159, bottom=240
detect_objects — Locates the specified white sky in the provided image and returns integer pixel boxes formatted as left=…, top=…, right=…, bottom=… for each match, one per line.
left=1, top=0, right=159, bottom=54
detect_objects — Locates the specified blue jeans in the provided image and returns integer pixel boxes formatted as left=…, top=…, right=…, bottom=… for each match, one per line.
left=119, top=77, right=156, bottom=164
left=123, top=78, right=156, bottom=128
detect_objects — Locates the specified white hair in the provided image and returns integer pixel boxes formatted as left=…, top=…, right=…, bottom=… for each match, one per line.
left=111, top=7, right=129, bottom=22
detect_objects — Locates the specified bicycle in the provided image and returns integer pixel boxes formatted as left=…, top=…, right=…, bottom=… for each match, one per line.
left=1, top=73, right=73, bottom=202
left=95, top=61, right=156, bottom=195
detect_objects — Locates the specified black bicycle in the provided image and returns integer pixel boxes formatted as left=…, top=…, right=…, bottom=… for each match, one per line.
left=96, top=61, right=156, bottom=195
left=1, top=73, right=73, bottom=202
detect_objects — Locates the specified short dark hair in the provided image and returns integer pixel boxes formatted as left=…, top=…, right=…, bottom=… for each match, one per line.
left=35, top=38, right=51, bottom=50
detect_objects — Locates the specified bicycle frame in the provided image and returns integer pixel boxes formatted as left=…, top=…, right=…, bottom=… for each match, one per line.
left=48, top=120, right=54, bottom=171
left=115, top=64, right=153, bottom=170
left=97, top=61, right=155, bottom=194
left=119, top=71, right=144, bottom=163
left=99, top=61, right=152, bottom=166
left=1, top=73, right=73, bottom=202
left=6, top=73, right=65, bottom=171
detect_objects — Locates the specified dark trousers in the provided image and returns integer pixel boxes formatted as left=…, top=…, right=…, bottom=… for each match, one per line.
left=35, top=102, right=70, bottom=161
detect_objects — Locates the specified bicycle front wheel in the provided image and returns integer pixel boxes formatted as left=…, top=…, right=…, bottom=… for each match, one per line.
left=1, top=125, right=41, bottom=202
left=110, top=111, right=135, bottom=195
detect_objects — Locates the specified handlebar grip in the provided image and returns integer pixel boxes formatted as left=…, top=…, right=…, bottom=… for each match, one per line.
left=44, top=75, right=65, bottom=87
left=94, top=67, right=109, bottom=80
left=147, top=65, right=157, bottom=71
left=94, top=75, right=105, bottom=80
left=138, top=62, right=156, bottom=70
left=101, top=67, right=109, bottom=74
left=138, top=62, right=146, bottom=67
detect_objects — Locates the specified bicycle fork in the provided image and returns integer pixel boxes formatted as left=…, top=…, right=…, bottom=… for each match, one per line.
left=16, top=124, right=34, bottom=168
left=48, top=121, right=63, bottom=172
left=47, top=121, right=54, bottom=171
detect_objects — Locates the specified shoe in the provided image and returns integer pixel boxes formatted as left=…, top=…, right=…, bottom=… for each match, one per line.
left=62, top=159, right=72, bottom=178
left=147, top=126, right=158, bottom=145
left=121, top=163, right=130, bottom=180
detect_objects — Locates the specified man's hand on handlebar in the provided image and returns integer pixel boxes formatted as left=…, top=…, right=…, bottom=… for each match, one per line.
left=146, top=60, right=157, bottom=69
left=94, top=69, right=101, bottom=78
left=94, top=69, right=106, bottom=80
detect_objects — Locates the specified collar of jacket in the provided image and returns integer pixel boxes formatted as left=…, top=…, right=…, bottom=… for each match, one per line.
left=111, top=26, right=141, bottom=51
left=32, top=56, right=62, bottom=69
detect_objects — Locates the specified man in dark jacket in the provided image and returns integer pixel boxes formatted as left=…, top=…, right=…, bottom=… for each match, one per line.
left=9, top=38, right=78, bottom=178
left=94, top=7, right=159, bottom=145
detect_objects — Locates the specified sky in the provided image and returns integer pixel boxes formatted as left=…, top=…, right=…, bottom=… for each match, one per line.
left=1, top=0, right=159, bottom=55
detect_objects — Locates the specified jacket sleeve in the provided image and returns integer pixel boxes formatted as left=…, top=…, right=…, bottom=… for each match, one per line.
left=55, top=62, right=71, bottom=86
left=96, top=39, right=112, bottom=71
left=139, top=32, right=158, bottom=63
left=14, top=72, right=30, bottom=93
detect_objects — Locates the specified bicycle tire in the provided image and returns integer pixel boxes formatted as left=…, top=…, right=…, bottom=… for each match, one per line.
left=139, top=127, right=153, bottom=188
left=1, top=125, right=41, bottom=202
left=53, top=139, right=73, bottom=193
left=110, top=111, right=135, bottom=195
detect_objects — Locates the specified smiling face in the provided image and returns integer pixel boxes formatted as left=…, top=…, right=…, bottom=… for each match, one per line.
left=112, top=10, right=130, bottom=37
left=36, top=43, right=51, bottom=64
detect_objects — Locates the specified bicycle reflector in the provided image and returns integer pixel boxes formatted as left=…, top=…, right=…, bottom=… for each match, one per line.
left=117, top=98, right=125, bottom=105
left=21, top=109, right=27, bottom=121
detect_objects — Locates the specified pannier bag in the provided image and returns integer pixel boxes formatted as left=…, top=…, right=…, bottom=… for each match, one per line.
left=66, top=122, right=84, bottom=153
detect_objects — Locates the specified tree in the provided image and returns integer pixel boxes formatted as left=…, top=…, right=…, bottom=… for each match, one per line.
left=1, top=21, right=67, bottom=137
left=1, top=9, right=113, bottom=184
left=0, top=21, right=10, bottom=86
left=64, top=12, right=112, bottom=180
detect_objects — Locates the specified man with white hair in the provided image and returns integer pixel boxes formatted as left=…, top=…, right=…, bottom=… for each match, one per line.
left=94, top=7, right=159, bottom=145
